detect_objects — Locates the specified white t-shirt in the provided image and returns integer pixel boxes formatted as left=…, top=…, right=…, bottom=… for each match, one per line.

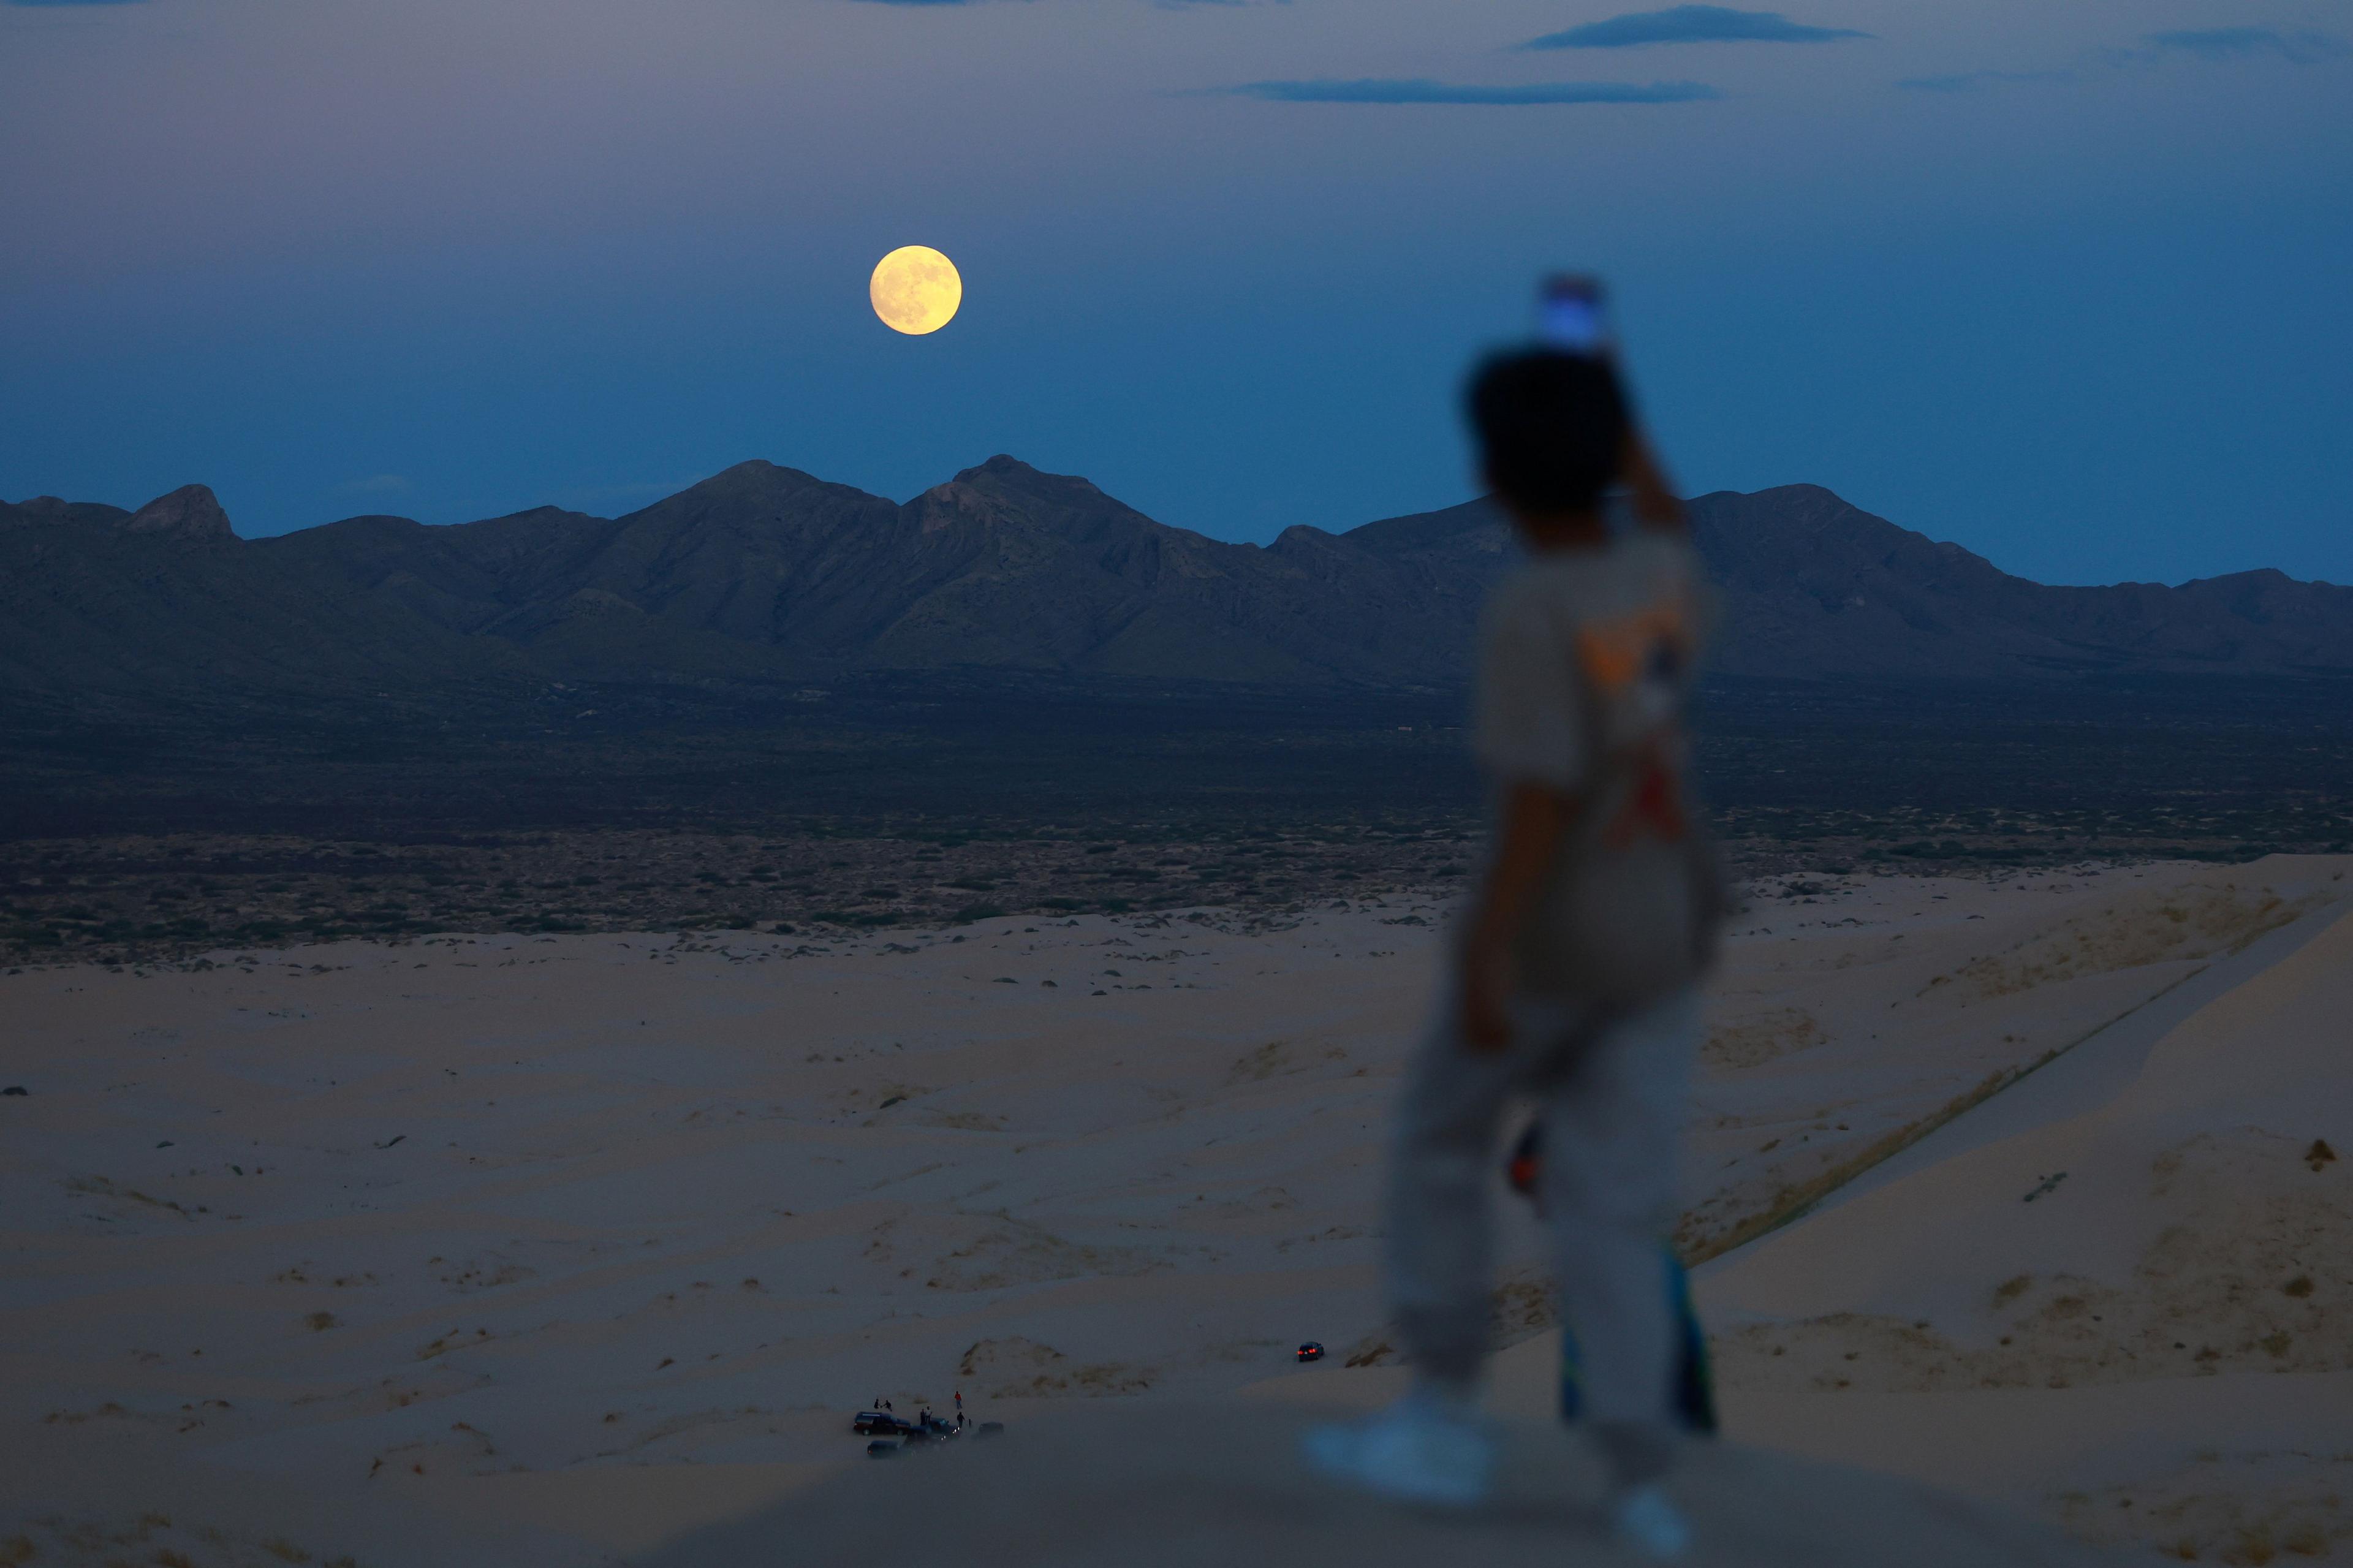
left=1472, top=530, right=1716, bottom=1001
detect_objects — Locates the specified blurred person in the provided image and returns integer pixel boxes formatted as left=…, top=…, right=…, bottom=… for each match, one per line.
left=1304, top=307, right=1723, bottom=1561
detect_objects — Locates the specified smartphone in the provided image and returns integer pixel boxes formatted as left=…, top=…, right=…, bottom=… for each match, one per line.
left=1539, top=274, right=1607, bottom=355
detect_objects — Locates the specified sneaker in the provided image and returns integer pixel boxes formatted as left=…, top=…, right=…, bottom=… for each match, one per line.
left=1610, top=1483, right=1692, bottom=1561
left=1300, top=1392, right=1493, bottom=1508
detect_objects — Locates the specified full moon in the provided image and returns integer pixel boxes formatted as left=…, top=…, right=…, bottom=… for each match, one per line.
left=870, top=246, right=962, bottom=336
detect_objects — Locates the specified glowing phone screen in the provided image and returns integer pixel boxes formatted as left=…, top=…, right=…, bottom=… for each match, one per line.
left=1539, top=278, right=1607, bottom=354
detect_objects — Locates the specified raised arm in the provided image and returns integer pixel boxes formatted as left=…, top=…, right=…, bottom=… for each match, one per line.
left=1621, top=428, right=1686, bottom=532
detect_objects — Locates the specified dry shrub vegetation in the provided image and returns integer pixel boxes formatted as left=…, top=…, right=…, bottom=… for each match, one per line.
left=0, top=826, right=1477, bottom=969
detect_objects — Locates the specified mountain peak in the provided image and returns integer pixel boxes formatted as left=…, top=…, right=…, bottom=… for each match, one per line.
left=659, top=460, right=842, bottom=506
left=124, top=485, right=234, bottom=542
left=703, top=460, right=785, bottom=483
left=950, top=455, right=1098, bottom=493
left=944, top=457, right=1129, bottom=522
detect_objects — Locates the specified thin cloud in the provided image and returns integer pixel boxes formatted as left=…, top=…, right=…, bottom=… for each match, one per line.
left=2146, top=27, right=2346, bottom=64
left=1224, top=77, right=1718, bottom=104
left=1521, top=6, right=1868, bottom=50
left=1901, top=26, right=2347, bottom=91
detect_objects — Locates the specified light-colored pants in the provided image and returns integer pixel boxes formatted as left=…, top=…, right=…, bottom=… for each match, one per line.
left=1385, top=986, right=1699, bottom=1456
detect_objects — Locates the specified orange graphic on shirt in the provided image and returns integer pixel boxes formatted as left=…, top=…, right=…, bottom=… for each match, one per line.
left=1571, top=594, right=1697, bottom=847
left=1573, top=600, right=1693, bottom=694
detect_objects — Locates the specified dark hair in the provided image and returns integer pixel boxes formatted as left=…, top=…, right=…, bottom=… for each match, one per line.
left=1466, top=350, right=1630, bottom=515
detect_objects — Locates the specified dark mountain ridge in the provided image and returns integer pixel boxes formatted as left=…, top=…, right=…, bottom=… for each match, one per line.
left=7, top=457, right=2350, bottom=695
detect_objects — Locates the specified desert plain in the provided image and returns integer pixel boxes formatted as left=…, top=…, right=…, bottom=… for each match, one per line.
left=3, top=855, right=2349, bottom=1564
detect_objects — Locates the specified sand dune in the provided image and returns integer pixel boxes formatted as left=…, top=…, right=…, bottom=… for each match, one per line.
left=3, top=859, right=2343, bottom=1561
left=1683, top=862, right=2353, bottom=1560
left=1678, top=858, right=2340, bottom=1263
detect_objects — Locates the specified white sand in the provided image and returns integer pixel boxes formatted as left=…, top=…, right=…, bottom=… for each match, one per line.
left=1692, top=858, right=2353, bottom=1561
left=3, top=858, right=2344, bottom=1562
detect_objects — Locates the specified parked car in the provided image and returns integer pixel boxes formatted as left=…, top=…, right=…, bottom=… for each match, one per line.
left=852, top=1410, right=911, bottom=1436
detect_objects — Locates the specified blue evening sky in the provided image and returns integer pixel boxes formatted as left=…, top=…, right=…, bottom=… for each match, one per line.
left=1, top=0, right=2346, bottom=585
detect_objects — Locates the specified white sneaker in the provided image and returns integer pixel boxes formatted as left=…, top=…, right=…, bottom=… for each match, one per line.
left=1300, top=1392, right=1493, bottom=1508
left=1610, top=1483, right=1693, bottom=1561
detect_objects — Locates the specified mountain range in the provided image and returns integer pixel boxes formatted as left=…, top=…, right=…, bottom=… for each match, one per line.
left=6, top=455, right=2351, bottom=695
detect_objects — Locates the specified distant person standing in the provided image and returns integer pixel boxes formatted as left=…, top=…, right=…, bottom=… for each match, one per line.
left=1305, top=286, right=1722, bottom=1561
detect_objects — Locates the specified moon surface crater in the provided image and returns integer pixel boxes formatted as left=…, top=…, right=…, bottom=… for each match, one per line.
left=870, top=246, right=962, bottom=336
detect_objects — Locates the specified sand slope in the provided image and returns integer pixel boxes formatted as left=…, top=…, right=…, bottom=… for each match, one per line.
left=1703, top=892, right=2353, bottom=1387
left=3, top=859, right=2343, bottom=1561
left=1696, top=863, right=2353, bottom=1559
left=1679, top=858, right=2342, bottom=1262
